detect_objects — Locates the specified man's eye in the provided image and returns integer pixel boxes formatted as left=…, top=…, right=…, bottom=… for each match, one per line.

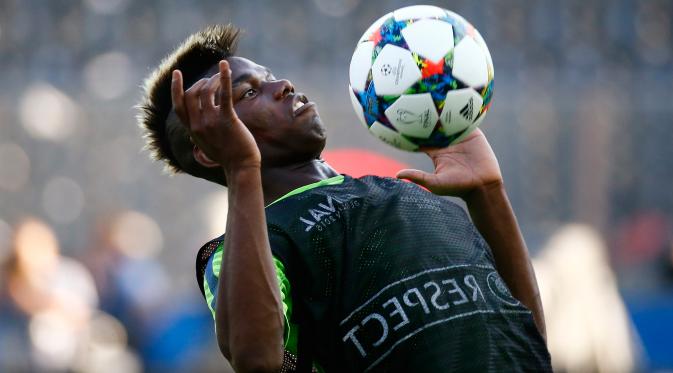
left=242, top=89, right=257, bottom=99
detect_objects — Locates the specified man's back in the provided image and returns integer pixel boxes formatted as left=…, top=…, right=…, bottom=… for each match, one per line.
left=199, top=175, right=551, bottom=372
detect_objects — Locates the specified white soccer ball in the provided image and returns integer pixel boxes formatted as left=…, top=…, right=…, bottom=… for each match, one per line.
left=349, top=5, right=494, bottom=151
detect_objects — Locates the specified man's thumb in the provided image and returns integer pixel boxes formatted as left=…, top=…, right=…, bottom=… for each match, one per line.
left=396, top=169, right=428, bottom=185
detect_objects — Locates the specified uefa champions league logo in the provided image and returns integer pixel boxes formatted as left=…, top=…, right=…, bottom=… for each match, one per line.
left=379, top=59, right=406, bottom=86
left=380, top=63, right=393, bottom=76
left=487, top=271, right=520, bottom=306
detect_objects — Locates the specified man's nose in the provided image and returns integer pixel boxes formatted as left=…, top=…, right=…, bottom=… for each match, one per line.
left=271, top=79, right=294, bottom=100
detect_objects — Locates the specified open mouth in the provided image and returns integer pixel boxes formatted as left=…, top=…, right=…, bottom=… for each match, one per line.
left=291, top=94, right=312, bottom=117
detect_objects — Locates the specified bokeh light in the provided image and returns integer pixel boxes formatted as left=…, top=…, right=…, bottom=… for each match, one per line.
left=29, top=310, right=79, bottom=370
left=14, top=218, right=60, bottom=276
left=312, top=0, right=361, bottom=17
left=90, top=136, right=146, bottom=184
left=82, top=312, right=141, bottom=373
left=83, top=52, right=134, bottom=100
left=19, top=83, right=79, bottom=142
left=159, top=7, right=206, bottom=43
left=203, top=191, right=228, bottom=238
left=322, top=149, right=410, bottom=177
left=89, top=311, right=128, bottom=347
left=42, top=177, right=85, bottom=224
left=84, top=0, right=130, bottom=15
left=635, top=2, right=672, bottom=65
left=111, top=210, right=163, bottom=259
left=0, top=219, right=11, bottom=263
left=535, top=225, right=638, bottom=372
left=0, top=143, right=31, bottom=191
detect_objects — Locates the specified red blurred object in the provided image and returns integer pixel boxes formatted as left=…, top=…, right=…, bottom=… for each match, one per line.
left=615, top=211, right=671, bottom=265
left=322, top=148, right=410, bottom=178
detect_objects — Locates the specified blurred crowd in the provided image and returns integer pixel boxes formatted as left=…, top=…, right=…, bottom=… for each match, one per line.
left=0, top=216, right=221, bottom=372
left=1, top=0, right=672, bottom=371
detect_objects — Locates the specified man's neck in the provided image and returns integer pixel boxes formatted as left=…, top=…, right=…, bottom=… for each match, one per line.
left=260, top=158, right=340, bottom=206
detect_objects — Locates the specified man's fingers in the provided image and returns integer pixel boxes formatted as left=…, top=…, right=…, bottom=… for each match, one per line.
left=171, top=70, right=188, bottom=125
left=218, top=60, right=235, bottom=114
left=184, top=78, right=208, bottom=129
left=201, top=72, right=221, bottom=109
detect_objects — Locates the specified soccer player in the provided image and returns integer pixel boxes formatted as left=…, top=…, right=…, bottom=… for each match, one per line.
left=137, top=25, right=551, bottom=372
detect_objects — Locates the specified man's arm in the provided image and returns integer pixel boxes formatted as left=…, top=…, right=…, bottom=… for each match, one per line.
left=396, top=129, right=546, bottom=340
left=219, top=166, right=285, bottom=371
left=464, top=182, right=546, bottom=340
left=172, top=61, right=284, bottom=372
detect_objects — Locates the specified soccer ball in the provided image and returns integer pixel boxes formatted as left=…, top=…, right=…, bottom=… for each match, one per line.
left=348, top=5, right=494, bottom=151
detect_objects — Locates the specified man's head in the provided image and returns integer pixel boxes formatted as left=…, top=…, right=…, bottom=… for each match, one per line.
left=137, top=24, right=327, bottom=185
left=220, top=56, right=327, bottom=169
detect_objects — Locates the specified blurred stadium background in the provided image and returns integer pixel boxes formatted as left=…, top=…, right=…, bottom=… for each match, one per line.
left=1, top=0, right=672, bottom=372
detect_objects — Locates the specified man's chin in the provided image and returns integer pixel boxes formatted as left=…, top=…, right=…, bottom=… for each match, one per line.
left=303, top=122, right=327, bottom=160
left=307, top=114, right=326, bottom=137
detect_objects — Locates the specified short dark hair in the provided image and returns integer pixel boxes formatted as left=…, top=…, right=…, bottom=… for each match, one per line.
left=137, top=24, right=241, bottom=174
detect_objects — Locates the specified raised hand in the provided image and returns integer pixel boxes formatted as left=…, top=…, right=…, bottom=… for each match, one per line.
left=398, top=129, right=548, bottom=339
left=172, top=62, right=285, bottom=369
left=171, top=60, right=261, bottom=174
left=396, top=129, right=503, bottom=199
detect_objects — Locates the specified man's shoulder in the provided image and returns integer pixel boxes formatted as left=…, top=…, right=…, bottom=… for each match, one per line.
left=267, top=174, right=416, bottom=203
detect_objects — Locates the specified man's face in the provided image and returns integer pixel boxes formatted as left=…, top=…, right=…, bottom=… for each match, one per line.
left=225, top=56, right=327, bottom=167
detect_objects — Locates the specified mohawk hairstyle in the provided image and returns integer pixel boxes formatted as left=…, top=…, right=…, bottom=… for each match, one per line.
left=137, top=24, right=241, bottom=173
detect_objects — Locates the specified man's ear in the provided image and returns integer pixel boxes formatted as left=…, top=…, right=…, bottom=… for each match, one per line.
left=193, top=146, right=220, bottom=168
